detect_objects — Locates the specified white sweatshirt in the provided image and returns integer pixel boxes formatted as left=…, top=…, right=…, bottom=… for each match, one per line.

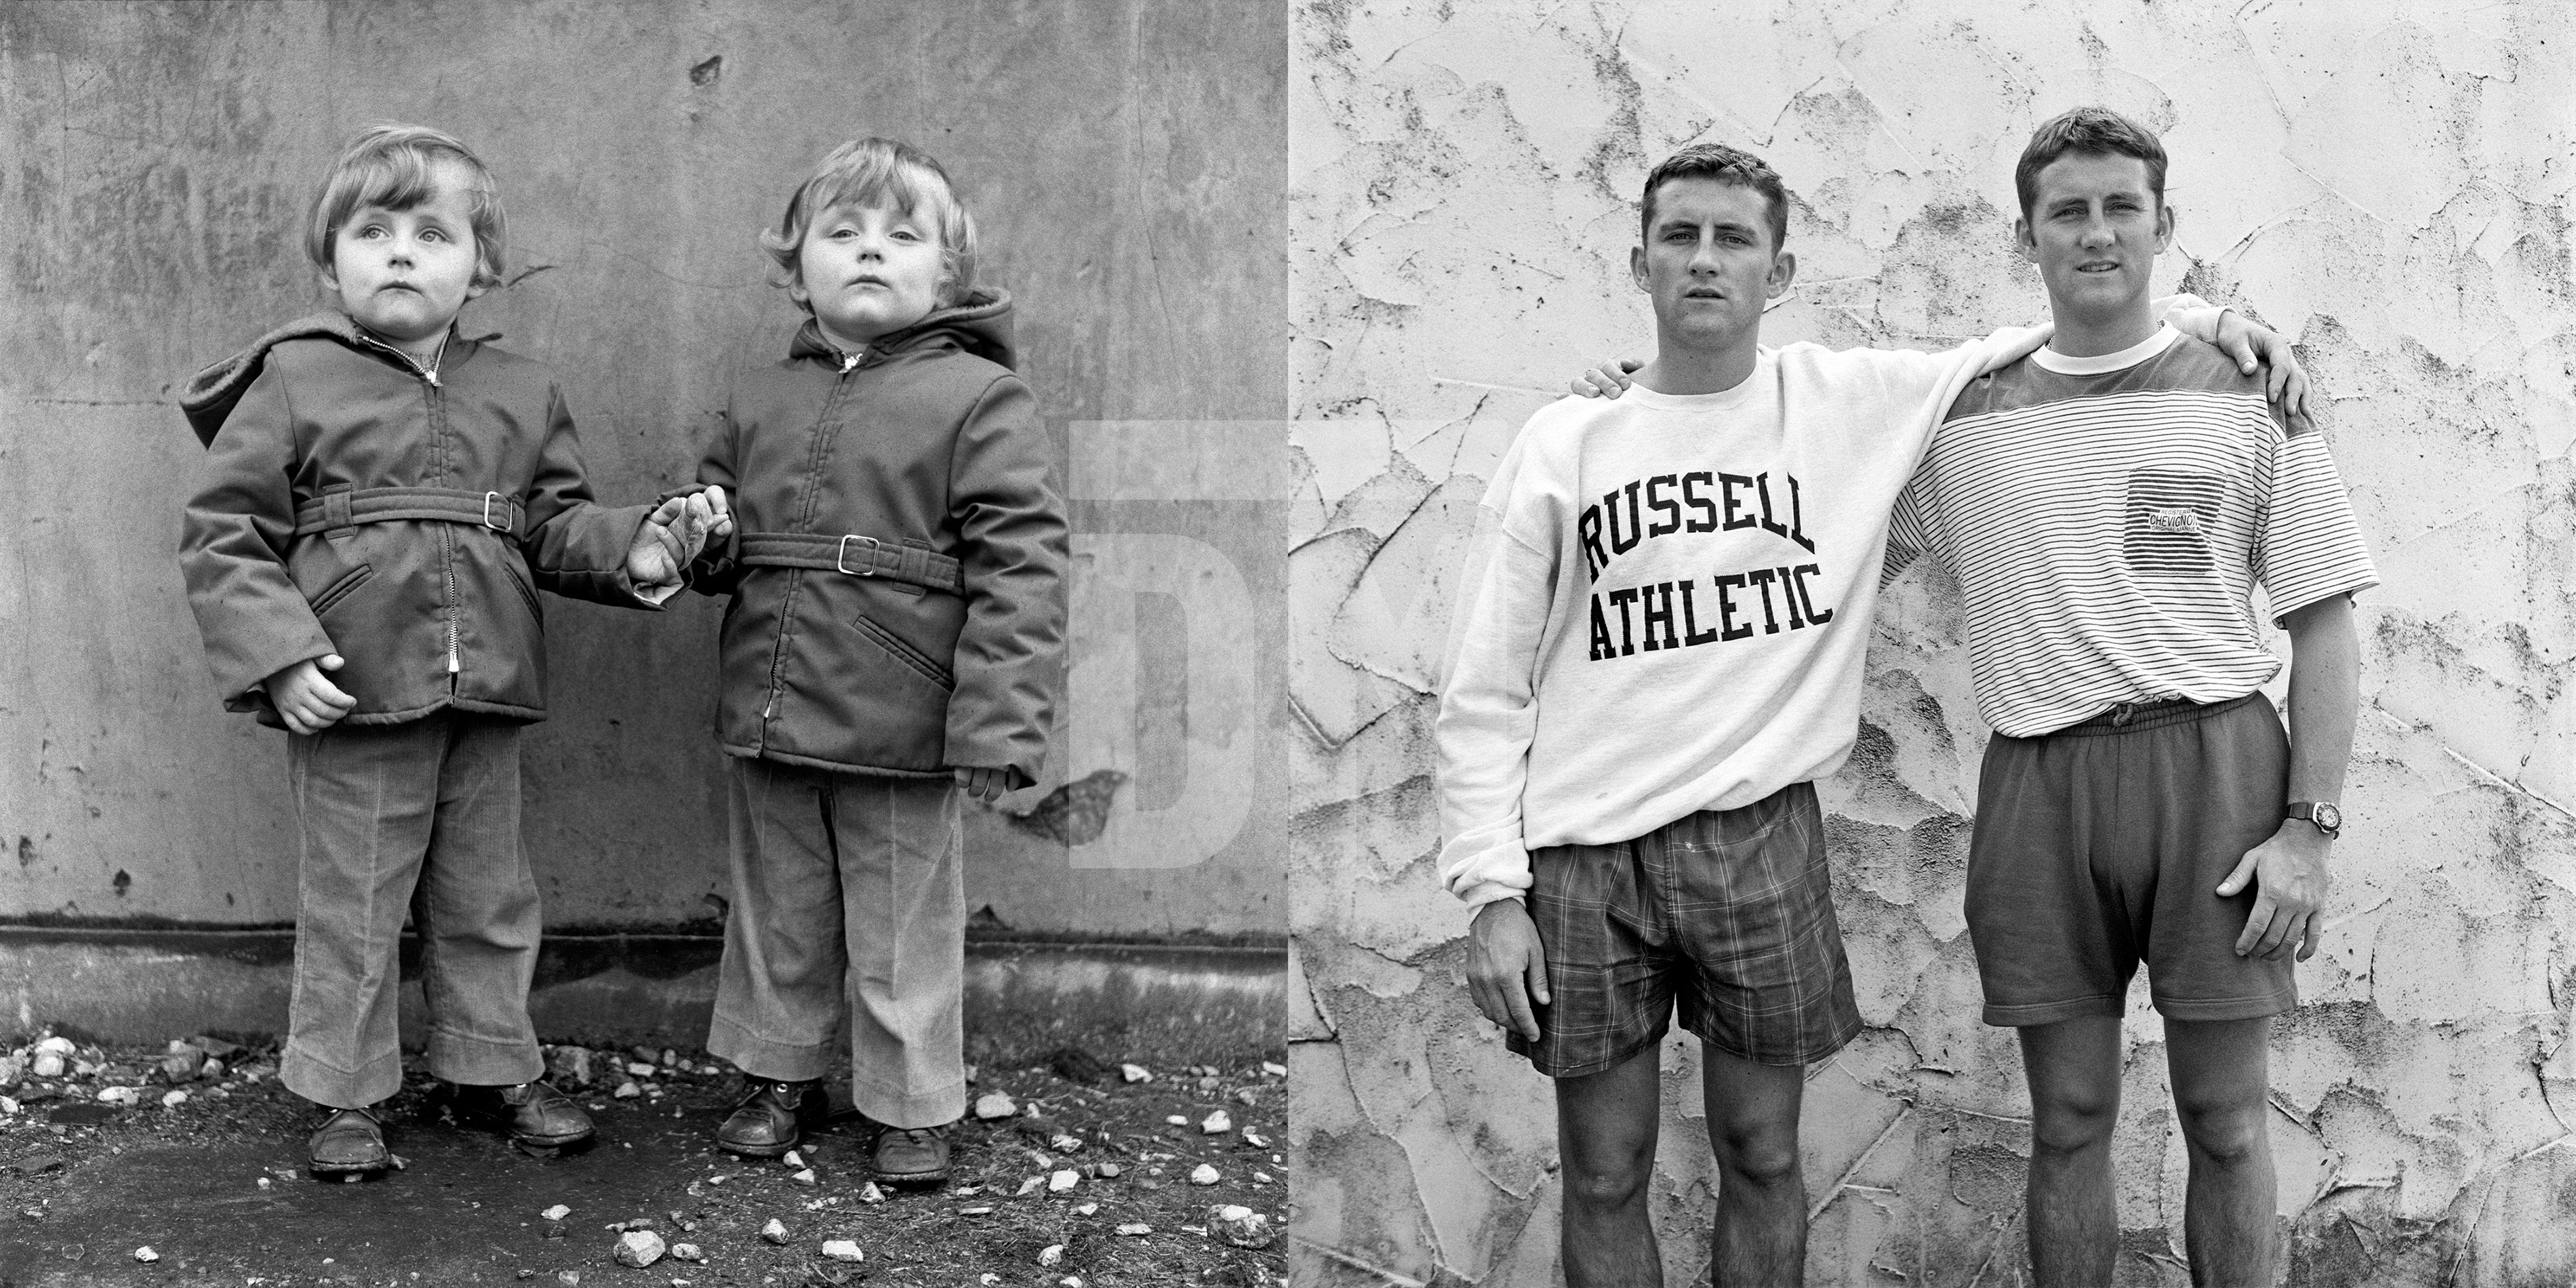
left=1435, top=308, right=2226, bottom=907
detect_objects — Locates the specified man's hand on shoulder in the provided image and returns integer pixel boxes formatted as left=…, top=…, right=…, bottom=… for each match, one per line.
left=1468, top=898, right=1550, bottom=1042
left=1568, top=357, right=1643, bottom=400
left=2211, top=309, right=2312, bottom=426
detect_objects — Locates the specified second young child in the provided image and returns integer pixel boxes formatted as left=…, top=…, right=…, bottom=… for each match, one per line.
left=684, top=138, right=1067, bottom=1185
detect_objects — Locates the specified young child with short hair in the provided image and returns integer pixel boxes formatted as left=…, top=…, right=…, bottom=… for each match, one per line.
left=178, top=123, right=724, bottom=1174
left=683, top=138, right=1066, bottom=1185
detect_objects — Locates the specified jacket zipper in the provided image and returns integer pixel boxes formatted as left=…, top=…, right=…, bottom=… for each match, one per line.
left=360, top=333, right=461, bottom=677
left=418, top=346, right=458, bottom=677
left=759, top=349, right=865, bottom=723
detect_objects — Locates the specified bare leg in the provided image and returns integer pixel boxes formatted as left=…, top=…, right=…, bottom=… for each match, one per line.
left=1558, top=1045, right=1666, bottom=1288
left=2019, top=1017, right=2122, bottom=1287
left=1697, top=1042, right=1808, bottom=1286
left=2163, top=1017, right=2276, bottom=1287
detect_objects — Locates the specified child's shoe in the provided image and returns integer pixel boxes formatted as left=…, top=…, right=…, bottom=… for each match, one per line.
left=717, top=1078, right=830, bottom=1157
left=306, top=1106, right=390, bottom=1175
left=870, top=1121, right=954, bottom=1186
left=443, top=1080, right=597, bottom=1148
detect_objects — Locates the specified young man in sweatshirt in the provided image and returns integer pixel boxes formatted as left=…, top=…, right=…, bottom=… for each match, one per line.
left=1436, top=141, right=2306, bottom=1285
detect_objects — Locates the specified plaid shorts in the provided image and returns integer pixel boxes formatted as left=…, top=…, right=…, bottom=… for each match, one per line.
left=1510, top=781, right=1863, bottom=1078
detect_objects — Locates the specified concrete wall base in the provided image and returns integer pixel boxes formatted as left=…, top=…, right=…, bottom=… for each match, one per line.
left=0, top=929, right=1283, bottom=1068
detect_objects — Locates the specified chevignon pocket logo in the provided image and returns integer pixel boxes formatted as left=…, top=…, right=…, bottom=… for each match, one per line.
left=2145, top=506, right=2204, bottom=535
left=2124, top=470, right=2223, bottom=574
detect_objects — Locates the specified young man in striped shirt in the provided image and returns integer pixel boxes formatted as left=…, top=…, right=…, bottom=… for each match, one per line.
left=1447, top=142, right=2310, bottom=1285
left=1879, top=108, right=2372, bottom=1284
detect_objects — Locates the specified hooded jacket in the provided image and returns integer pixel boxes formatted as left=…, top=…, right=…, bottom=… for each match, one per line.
left=687, top=289, right=1066, bottom=784
left=178, top=313, right=657, bottom=727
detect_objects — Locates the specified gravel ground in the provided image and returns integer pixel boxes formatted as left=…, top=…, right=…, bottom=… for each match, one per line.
left=0, top=1033, right=1286, bottom=1287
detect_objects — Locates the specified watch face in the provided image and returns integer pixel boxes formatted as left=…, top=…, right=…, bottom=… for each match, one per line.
left=2312, top=803, right=2342, bottom=832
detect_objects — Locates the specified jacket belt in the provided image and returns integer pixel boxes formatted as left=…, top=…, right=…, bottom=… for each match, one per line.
left=737, top=531, right=964, bottom=595
left=291, top=487, right=524, bottom=539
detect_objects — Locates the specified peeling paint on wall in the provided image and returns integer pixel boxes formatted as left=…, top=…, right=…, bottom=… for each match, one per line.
left=1288, top=2, right=2576, bottom=1283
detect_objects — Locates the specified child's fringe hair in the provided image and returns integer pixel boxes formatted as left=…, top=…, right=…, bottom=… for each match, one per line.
left=761, top=138, right=978, bottom=309
left=304, top=123, right=507, bottom=291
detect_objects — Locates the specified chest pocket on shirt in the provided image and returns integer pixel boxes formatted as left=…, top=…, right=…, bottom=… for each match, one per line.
left=2123, top=470, right=2223, bottom=575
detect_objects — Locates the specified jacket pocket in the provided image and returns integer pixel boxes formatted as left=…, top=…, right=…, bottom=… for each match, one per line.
left=306, top=563, right=376, bottom=618
left=502, top=557, right=544, bottom=624
left=853, top=614, right=954, bottom=691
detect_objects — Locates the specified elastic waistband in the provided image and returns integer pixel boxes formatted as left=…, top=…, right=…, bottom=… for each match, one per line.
left=2047, top=692, right=2259, bottom=738
left=291, top=487, right=523, bottom=539
left=736, top=531, right=964, bottom=595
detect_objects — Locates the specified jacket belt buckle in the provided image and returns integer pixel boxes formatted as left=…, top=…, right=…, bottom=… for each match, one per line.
left=836, top=535, right=881, bottom=576
left=481, top=491, right=508, bottom=532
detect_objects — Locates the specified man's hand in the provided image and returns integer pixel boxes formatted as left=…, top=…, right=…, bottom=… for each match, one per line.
left=953, top=766, right=1015, bottom=803
left=1468, top=898, right=1550, bottom=1042
left=2216, top=820, right=2332, bottom=961
left=262, top=654, right=356, bottom=735
left=1569, top=357, right=1643, bottom=399
left=2211, top=310, right=2312, bottom=426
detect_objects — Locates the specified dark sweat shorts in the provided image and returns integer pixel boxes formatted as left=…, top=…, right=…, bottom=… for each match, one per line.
left=1512, top=781, right=1864, bottom=1079
left=1966, top=692, right=2299, bottom=1028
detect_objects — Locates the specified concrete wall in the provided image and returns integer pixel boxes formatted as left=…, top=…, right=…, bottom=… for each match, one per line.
left=0, top=0, right=1285, bottom=940
left=1287, top=1, right=2576, bottom=1284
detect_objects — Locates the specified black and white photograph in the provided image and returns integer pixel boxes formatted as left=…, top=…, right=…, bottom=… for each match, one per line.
left=5, top=1, right=2576, bottom=1287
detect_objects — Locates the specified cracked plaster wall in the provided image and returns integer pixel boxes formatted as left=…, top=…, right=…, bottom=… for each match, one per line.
left=1287, top=2, right=2576, bottom=1283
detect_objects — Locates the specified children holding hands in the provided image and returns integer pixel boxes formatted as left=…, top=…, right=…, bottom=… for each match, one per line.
left=176, top=125, right=1063, bottom=1193
left=178, top=125, right=727, bottom=1173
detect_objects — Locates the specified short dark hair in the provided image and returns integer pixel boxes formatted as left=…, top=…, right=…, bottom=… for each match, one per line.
left=2014, top=107, right=2167, bottom=218
left=1640, top=143, right=1789, bottom=254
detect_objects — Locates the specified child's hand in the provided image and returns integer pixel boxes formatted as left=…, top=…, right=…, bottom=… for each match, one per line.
left=954, top=766, right=1017, bottom=803
left=626, top=496, right=695, bottom=590
left=698, top=485, right=734, bottom=542
left=262, top=654, right=356, bottom=735
left=627, top=487, right=736, bottom=590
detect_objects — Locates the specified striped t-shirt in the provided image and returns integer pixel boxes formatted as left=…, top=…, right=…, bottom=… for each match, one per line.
left=1885, top=325, right=2377, bottom=738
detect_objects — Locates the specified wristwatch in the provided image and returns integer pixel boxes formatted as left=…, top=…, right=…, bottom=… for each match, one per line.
left=2287, top=802, right=2342, bottom=837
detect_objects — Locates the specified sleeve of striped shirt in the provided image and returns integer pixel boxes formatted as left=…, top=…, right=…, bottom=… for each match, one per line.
left=1882, top=473, right=1932, bottom=589
left=2253, top=430, right=2379, bottom=625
